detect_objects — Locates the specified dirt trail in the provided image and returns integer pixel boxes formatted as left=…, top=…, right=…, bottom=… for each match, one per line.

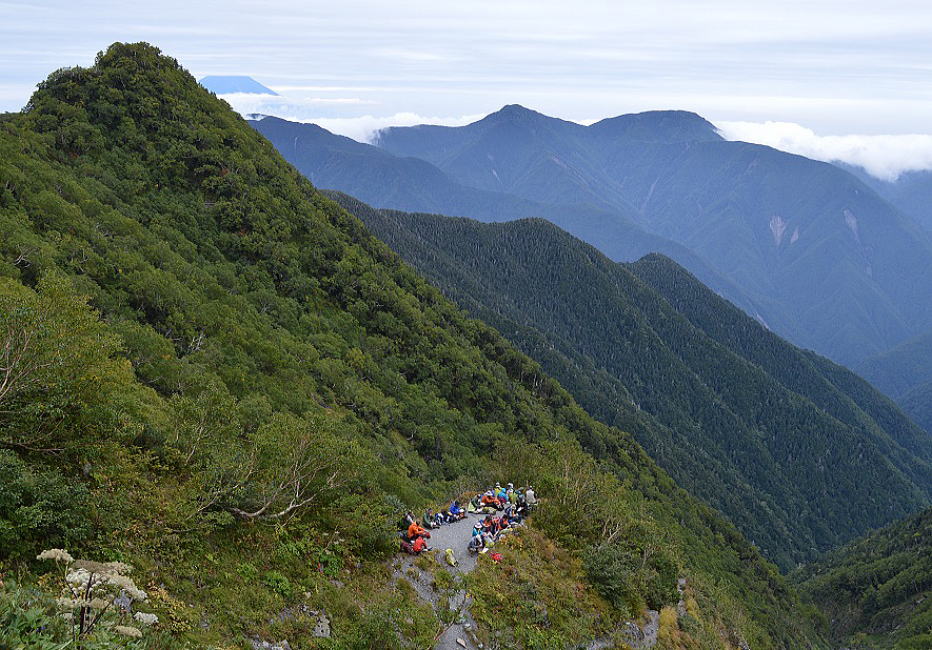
left=393, top=512, right=490, bottom=650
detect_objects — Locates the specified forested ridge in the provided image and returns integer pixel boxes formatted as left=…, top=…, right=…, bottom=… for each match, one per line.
left=793, top=506, right=932, bottom=648
left=0, top=42, right=826, bottom=648
left=329, top=193, right=932, bottom=571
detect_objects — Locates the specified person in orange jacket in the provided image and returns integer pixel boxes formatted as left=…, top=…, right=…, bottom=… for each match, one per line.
left=407, top=521, right=430, bottom=540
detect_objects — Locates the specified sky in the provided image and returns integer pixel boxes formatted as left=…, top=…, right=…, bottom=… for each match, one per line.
left=3, top=0, right=931, bottom=178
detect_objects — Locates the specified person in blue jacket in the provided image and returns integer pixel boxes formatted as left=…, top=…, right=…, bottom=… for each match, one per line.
left=448, top=500, right=465, bottom=521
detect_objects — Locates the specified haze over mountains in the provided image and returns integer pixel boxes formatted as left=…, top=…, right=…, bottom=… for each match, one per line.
left=252, top=106, right=932, bottom=378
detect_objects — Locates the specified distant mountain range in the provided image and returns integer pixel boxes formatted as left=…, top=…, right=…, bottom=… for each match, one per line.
left=251, top=108, right=932, bottom=373
left=200, top=75, right=277, bottom=95
left=328, top=192, right=932, bottom=569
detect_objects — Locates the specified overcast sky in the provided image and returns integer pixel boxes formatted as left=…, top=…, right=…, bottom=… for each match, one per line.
left=3, top=0, right=931, bottom=177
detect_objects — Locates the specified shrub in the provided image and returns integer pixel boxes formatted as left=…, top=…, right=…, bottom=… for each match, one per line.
left=0, top=451, right=91, bottom=559
left=583, top=542, right=679, bottom=613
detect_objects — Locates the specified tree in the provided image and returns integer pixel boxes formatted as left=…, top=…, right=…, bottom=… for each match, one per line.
left=0, top=275, right=136, bottom=452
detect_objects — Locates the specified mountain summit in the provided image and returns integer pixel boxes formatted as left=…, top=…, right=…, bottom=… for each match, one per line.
left=199, top=74, right=278, bottom=95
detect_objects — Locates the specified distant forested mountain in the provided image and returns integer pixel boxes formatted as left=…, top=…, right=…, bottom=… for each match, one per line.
left=793, top=506, right=932, bottom=648
left=330, top=192, right=932, bottom=570
left=371, top=106, right=932, bottom=368
left=858, top=329, right=932, bottom=434
left=249, top=116, right=777, bottom=329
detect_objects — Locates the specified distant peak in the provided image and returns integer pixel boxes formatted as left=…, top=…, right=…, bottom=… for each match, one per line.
left=589, top=110, right=721, bottom=143
left=200, top=75, right=278, bottom=96
left=484, top=103, right=548, bottom=122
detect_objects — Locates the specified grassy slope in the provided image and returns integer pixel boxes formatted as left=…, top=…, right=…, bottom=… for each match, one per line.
left=0, top=43, right=823, bottom=648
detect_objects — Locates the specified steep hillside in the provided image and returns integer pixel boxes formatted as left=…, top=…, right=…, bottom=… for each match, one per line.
left=0, top=43, right=824, bottom=649
left=329, top=193, right=932, bottom=570
left=793, top=507, right=932, bottom=648
left=373, top=107, right=932, bottom=367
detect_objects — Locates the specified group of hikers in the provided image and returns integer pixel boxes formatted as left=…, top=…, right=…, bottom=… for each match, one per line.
left=398, top=483, right=537, bottom=556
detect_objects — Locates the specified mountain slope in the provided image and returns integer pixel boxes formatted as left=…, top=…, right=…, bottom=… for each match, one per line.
left=901, top=381, right=932, bottom=435
left=857, top=329, right=932, bottom=400
left=330, top=193, right=932, bottom=570
left=249, top=115, right=774, bottom=324
left=793, top=506, right=932, bottom=648
left=842, top=163, right=932, bottom=234
left=857, top=329, right=932, bottom=434
left=373, top=107, right=932, bottom=367
left=0, top=43, right=825, bottom=649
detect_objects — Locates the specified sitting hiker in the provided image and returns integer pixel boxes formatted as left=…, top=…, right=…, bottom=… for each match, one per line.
left=448, top=500, right=465, bottom=520
left=495, top=483, right=507, bottom=502
left=398, top=511, right=416, bottom=531
left=468, top=495, right=482, bottom=512
left=472, top=522, right=484, bottom=537
left=400, top=537, right=415, bottom=554
left=408, top=521, right=430, bottom=541
left=411, top=535, right=429, bottom=554
left=505, top=482, right=516, bottom=503
left=524, top=485, right=537, bottom=510
left=423, top=509, right=440, bottom=530
left=468, top=533, right=485, bottom=554
left=480, top=491, right=499, bottom=508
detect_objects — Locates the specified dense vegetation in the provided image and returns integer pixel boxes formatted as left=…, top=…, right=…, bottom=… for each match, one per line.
left=329, top=194, right=932, bottom=570
left=0, top=43, right=825, bottom=648
left=793, top=506, right=932, bottom=648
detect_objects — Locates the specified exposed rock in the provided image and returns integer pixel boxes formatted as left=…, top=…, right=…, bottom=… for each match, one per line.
left=312, top=612, right=331, bottom=638
left=248, top=637, right=292, bottom=650
left=618, top=609, right=660, bottom=649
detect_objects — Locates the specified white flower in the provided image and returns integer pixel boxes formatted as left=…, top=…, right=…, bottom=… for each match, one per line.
left=105, top=561, right=134, bottom=574
left=56, top=597, right=90, bottom=610
left=66, top=568, right=92, bottom=587
left=37, top=549, right=74, bottom=564
left=133, top=612, right=159, bottom=626
left=113, top=625, right=143, bottom=638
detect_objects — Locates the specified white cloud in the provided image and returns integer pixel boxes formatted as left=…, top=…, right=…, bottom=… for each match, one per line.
left=717, top=120, right=932, bottom=181
left=220, top=89, right=482, bottom=142
left=309, top=112, right=484, bottom=143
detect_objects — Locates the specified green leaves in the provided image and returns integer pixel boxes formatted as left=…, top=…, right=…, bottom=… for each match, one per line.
left=0, top=274, right=137, bottom=452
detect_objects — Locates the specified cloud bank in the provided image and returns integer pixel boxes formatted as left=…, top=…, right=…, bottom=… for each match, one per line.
left=717, top=120, right=932, bottom=181
left=219, top=92, right=481, bottom=143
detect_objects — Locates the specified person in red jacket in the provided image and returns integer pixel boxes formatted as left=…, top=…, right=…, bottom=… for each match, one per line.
left=411, top=536, right=429, bottom=554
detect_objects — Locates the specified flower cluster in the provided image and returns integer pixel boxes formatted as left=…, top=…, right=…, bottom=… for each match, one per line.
left=36, top=548, right=158, bottom=641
